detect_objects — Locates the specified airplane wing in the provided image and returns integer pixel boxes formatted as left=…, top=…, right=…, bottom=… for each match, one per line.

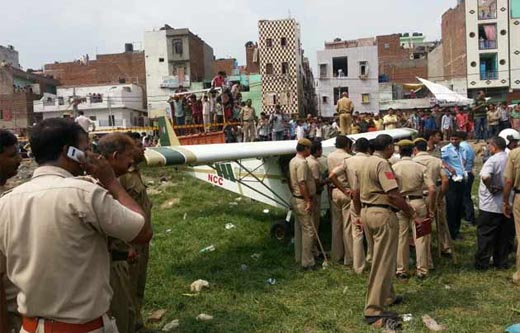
left=145, top=119, right=417, bottom=167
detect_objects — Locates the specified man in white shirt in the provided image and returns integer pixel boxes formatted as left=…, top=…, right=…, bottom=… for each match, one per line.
left=75, top=111, right=96, bottom=132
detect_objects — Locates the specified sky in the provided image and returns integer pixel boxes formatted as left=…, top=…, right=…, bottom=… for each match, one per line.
left=2, top=0, right=458, bottom=71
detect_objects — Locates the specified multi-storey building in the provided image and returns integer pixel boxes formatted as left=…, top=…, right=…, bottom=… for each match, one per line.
left=144, top=25, right=214, bottom=113
left=33, top=84, right=146, bottom=129
left=258, top=19, right=305, bottom=115
left=465, top=0, right=520, bottom=99
left=0, top=45, right=20, bottom=69
left=316, top=38, right=379, bottom=117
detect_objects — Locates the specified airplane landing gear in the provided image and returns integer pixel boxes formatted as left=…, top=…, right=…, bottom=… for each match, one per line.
left=270, top=220, right=292, bottom=244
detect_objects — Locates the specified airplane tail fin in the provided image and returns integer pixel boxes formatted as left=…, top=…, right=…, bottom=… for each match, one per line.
left=157, top=114, right=181, bottom=147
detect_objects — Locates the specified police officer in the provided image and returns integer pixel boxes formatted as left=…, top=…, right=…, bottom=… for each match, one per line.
left=307, top=141, right=325, bottom=258
left=0, top=118, right=152, bottom=333
left=351, top=134, right=414, bottom=326
left=289, top=139, right=317, bottom=270
left=413, top=138, right=452, bottom=258
left=336, top=92, right=354, bottom=135
left=240, top=99, right=256, bottom=142
left=119, top=133, right=154, bottom=331
left=329, top=138, right=370, bottom=274
left=0, top=129, right=22, bottom=333
left=327, top=135, right=353, bottom=264
left=393, top=140, right=435, bottom=280
left=97, top=133, right=141, bottom=333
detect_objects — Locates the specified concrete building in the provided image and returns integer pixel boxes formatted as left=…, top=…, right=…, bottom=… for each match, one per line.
left=33, top=84, right=146, bottom=129
left=0, top=64, right=58, bottom=134
left=465, top=0, right=520, bottom=100
left=0, top=45, right=20, bottom=69
left=258, top=19, right=307, bottom=115
left=316, top=37, right=379, bottom=117
left=144, top=25, right=214, bottom=112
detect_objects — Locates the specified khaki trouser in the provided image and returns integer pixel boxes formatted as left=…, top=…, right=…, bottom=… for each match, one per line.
left=128, top=244, right=149, bottom=327
left=339, top=113, right=352, bottom=135
left=350, top=209, right=367, bottom=274
left=331, top=189, right=352, bottom=264
left=312, top=195, right=322, bottom=257
left=437, top=193, right=451, bottom=253
left=110, top=261, right=136, bottom=333
left=292, top=198, right=316, bottom=268
left=362, top=206, right=399, bottom=316
left=513, top=195, right=520, bottom=282
left=243, top=121, right=255, bottom=142
left=8, top=311, right=21, bottom=333
left=396, top=198, right=430, bottom=276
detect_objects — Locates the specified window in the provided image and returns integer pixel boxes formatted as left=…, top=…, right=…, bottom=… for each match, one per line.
left=359, top=61, right=368, bottom=76
left=513, top=0, right=520, bottom=18
left=265, top=63, right=273, bottom=75
left=319, top=64, right=327, bottom=78
left=479, top=0, right=497, bottom=20
left=362, top=93, right=370, bottom=104
left=322, top=96, right=328, bottom=104
left=384, top=43, right=390, bottom=49
left=266, top=38, right=273, bottom=47
left=281, top=62, right=289, bottom=75
left=281, top=37, right=287, bottom=47
left=478, top=24, right=497, bottom=49
left=332, top=57, right=348, bottom=77
left=480, top=53, right=498, bottom=80
left=333, top=87, right=348, bottom=105
left=108, top=115, right=115, bottom=127
left=89, top=116, right=97, bottom=121
left=263, top=92, right=277, bottom=106
left=58, top=97, right=64, bottom=105
left=0, top=110, right=3, bottom=120
left=159, top=58, right=165, bottom=62
left=173, top=39, right=183, bottom=55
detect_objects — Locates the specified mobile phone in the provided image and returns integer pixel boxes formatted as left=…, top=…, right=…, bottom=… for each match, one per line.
left=67, top=146, right=86, bottom=163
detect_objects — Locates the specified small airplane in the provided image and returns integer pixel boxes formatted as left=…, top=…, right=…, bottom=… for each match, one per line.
left=144, top=115, right=417, bottom=241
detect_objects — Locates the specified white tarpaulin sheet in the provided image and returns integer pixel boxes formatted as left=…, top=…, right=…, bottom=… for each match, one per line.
left=417, top=77, right=472, bottom=106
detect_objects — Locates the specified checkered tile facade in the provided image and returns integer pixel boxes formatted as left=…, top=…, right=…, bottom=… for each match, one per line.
left=258, top=19, right=302, bottom=115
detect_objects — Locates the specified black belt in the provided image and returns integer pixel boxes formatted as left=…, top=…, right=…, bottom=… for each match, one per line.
left=362, top=203, right=399, bottom=213
left=436, top=181, right=442, bottom=187
left=407, top=195, right=423, bottom=200
left=514, top=189, right=520, bottom=194
left=111, top=250, right=129, bottom=262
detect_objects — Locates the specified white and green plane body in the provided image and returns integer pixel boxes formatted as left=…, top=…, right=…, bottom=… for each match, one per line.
left=144, top=117, right=416, bottom=239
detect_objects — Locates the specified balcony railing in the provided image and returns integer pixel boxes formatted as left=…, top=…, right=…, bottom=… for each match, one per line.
left=479, top=11, right=497, bottom=20
left=480, top=71, right=498, bottom=80
left=479, top=40, right=497, bottom=50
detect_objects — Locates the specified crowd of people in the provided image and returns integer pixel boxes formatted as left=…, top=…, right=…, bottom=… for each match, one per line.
left=289, top=126, right=520, bottom=329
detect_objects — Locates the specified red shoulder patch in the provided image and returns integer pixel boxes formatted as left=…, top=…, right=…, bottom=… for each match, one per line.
left=385, top=172, right=395, bottom=180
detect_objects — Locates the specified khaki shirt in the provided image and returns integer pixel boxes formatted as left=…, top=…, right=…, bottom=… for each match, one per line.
left=240, top=106, right=256, bottom=122
left=327, top=149, right=352, bottom=189
left=383, top=114, right=398, bottom=129
left=333, top=152, right=369, bottom=190
left=306, top=155, right=321, bottom=181
left=336, top=97, right=353, bottom=114
left=0, top=166, right=145, bottom=323
left=359, top=152, right=399, bottom=205
left=505, top=148, right=520, bottom=189
left=392, top=157, right=434, bottom=197
left=289, top=155, right=316, bottom=197
left=413, top=152, right=443, bottom=186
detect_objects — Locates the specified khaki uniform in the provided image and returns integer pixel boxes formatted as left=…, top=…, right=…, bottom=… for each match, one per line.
left=307, top=155, right=322, bottom=256
left=333, top=152, right=370, bottom=273
left=119, top=169, right=153, bottom=328
left=290, top=155, right=317, bottom=267
left=240, top=106, right=256, bottom=142
left=336, top=97, right=353, bottom=135
left=392, top=157, right=434, bottom=276
left=327, top=149, right=353, bottom=264
left=504, top=149, right=520, bottom=282
left=109, top=239, right=135, bottom=333
left=358, top=153, right=400, bottom=316
left=414, top=152, right=451, bottom=258
left=0, top=166, right=145, bottom=323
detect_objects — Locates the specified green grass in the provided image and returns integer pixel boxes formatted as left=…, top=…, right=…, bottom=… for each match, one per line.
left=141, top=167, right=519, bottom=333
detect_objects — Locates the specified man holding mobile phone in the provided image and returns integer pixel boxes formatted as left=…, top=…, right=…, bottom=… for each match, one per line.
left=0, top=118, right=152, bottom=333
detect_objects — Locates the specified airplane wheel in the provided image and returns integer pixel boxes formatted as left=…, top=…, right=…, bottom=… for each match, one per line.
left=270, top=220, right=292, bottom=243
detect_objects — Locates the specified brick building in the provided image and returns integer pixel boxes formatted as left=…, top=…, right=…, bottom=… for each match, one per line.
left=213, top=58, right=236, bottom=76
left=0, top=64, right=58, bottom=134
left=245, top=41, right=260, bottom=74
left=442, top=2, right=467, bottom=80
left=43, top=47, right=146, bottom=108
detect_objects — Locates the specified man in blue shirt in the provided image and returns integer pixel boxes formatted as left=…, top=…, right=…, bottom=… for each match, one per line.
left=423, top=113, right=437, bottom=131
left=441, top=131, right=468, bottom=240
left=460, top=132, right=476, bottom=225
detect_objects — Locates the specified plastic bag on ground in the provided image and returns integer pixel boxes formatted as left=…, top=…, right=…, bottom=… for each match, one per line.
left=162, top=319, right=180, bottom=331
left=422, top=315, right=446, bottom=331
left=506, top=324, right=520, bottom=333
left=196, top=314, right=213, bottom=321
left=190, top=279, right=209, bottom=293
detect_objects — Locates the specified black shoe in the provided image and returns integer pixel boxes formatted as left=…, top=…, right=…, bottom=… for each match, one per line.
left=441, top=251, right=453, bottom=258
left=388, top=295, right=404, bottom=306
left=364, top=311, right=400, bottom=325
left=416, top=273, right=428, bottom=280
left=302, top=265, right=317, bottom=272
left=396, top=273, right=409, bottom=280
